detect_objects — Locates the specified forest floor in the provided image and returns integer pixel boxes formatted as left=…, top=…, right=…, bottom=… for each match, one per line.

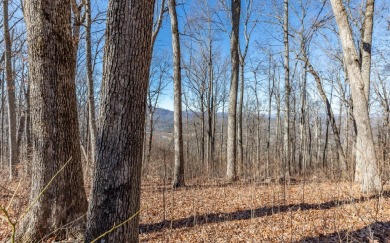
left=1, top=171, right=390, bottom=242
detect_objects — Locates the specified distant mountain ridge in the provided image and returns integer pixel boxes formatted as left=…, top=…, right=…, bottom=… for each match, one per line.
left=148, top=107, right=227, bottom=132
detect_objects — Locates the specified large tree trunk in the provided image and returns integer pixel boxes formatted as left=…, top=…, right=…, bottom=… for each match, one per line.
left=226, top=0, right=240, bottom=182
left=19, top=1, right=88, bottom=241
left=3, top=0, right=18, bottom=179
left=330, top=0, right=381, bottom=192
left=168, top=0, right=185, bottom=188
left=85, top=1, right=154, bottom=242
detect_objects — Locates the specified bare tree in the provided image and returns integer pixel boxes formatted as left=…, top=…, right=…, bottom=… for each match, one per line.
left=226, top=0, right=241, bottom=182
left=237, top=0, right=257, bottom=175
left=84, top=0, right=97, bottom=177
left=330, top=0, right=381, bottom=192
left=283, top=0, right=291, bottom=179
left=2, top=0, right=18, bottom=179
left=168, top=0, right=185, bottom=188
left=305, top=59, right=347, bottom=173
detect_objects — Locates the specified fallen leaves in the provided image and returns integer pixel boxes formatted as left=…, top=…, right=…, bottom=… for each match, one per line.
left=1, top=173, right=390, bottom=242
left=139, top=180, right=390, bottom=242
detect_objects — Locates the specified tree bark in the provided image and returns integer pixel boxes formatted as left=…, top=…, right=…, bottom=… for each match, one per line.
left=0, top=72, right=4, bottom=170
left=16, top=114, right=25, bottom=157
left=226, top=0, right=240, bottom=182
left=330, top=0, right=381, bottom=192
left=168, top=0, right=185, bottom=188
left=299, top=63, right=307, bottom=174
left=19, top=1, right=88, bottom=241
left=360, top=0, right=375, bottom=101
left=207, top=37, right=214, bottom=174
left=85, top=1, right=154, bottom=242
left=237, top=63, right=244, bottom=176
left=283, top=0, right=290, bottom=179
left=85, top=0, right=97, bottom=177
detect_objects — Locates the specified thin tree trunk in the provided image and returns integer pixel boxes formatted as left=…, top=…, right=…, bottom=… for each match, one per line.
left=85, top=0, right=97, bottom=177
left=3, top=0, right=18, bottom=179
left=169, top=0, right=185, bottom=188
left=267, top=59, right=274, bottom=178
left=0, top=71, right=4, bottom=170
left=220, top=99, right=226, bottom=170
left=306, top=61, right=347, bottom=172
left=283, top=0, right=290, bottom=179
left=275, top=76, right=282, bottom=175
left=226, top=0, right=240, bottom=182
left=207, top=38, right=214, bottom=174
left=146, top=111, right=154, bottom=170
left=85, top=1, right=154, bottom=241
left=299, top=64, right=307, bottom=174
left=238, top=63, right=244, bottom=176
left=16, top=114, right=25, bottom=157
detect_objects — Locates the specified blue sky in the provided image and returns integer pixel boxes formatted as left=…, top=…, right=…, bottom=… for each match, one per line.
left=90, top=0, right=389, bottom=113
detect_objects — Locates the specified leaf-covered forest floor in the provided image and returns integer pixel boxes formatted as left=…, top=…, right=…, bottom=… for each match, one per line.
left=1, top=170, right=390, bottom=242
left=139, top=178, right=390, bottom=242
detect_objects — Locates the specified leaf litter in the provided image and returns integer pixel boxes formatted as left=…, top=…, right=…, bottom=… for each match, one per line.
left=1, top=172, right=390, bottom=242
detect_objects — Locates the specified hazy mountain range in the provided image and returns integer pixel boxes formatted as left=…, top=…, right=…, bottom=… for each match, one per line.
left=148, top=108, right=227, bottom=132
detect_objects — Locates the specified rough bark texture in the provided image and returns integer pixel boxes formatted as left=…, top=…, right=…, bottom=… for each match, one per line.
left=330, top=0, right=381, bottom=192
left=3, top=0, right=18, bottom=179
left=168, top=0, right=185, bottom=188
left=226, top=0, right=240, bottom=182
left=356, top=0, right=375, bottom=183
left=19, top=1, right=88, bottom=241
left=360, top=0, right=375, bottom=101
left=85, top=1, right=154, bottom=242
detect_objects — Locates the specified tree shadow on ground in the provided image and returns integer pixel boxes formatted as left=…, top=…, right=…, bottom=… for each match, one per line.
left=140, top=191, right=390, bottom=234
left=299, top=221, right=390, bottom=242
left=142, top=179, right=302, bottom=193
